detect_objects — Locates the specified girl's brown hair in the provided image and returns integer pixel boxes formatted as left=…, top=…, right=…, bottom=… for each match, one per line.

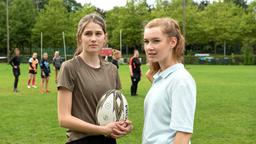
left=145, top=17, right=185, bottom=73
left=74, top=13, right=106, bottom=56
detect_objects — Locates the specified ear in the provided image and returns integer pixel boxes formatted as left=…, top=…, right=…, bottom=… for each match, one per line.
left=169, top=37, right=177, bottom=49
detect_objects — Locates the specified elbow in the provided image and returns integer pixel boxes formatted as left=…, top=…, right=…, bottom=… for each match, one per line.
left=58, top=115, right=69, bottom=128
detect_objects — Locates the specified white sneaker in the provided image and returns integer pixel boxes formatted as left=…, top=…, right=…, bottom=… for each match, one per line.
left=27, top=85, right=31, bottom=88
left=32, top=85, right=37, bottom=88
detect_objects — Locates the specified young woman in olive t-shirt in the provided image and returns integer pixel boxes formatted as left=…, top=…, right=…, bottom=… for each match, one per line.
left=57, top=13, right=133, bottom=144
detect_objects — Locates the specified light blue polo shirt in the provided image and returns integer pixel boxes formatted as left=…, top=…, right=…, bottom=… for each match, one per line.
left=142, top=63, right=196, bottom=144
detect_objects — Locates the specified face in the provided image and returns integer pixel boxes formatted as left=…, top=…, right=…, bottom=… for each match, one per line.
left=114, top=52, right=121, bottom=60
left=80, top=22, right=106, bottom=54
left=144, top=27, right=177, bottom=63
left=33, top=53, right=37, bottom=58
left=43, top=53, right=48, bottom=59
left=134, top=50, right=139, bottom=58
left=55, top=52, right=59, bottom=57
left=15, top=49, right=20, bottom=56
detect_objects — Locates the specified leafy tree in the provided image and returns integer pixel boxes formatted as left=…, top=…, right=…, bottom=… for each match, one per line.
left=64, top=0, right=82, bottom=12
left=106, top=0, right=149, bottom=52
left=67, top=4, right=97, bottom=48
left=33, top=0, right=48, bottom=10
left=200, top=2, right=246, bottom=54
left=9, top=0, right=37, bottom=51
left=32, top=0, right=70, bottom=49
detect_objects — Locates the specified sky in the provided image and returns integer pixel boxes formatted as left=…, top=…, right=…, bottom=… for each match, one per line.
left=76, top=0, right=254, bottom=11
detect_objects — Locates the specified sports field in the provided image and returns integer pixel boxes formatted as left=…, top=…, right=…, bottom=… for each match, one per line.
left=0, top=64, right=255, bottom=144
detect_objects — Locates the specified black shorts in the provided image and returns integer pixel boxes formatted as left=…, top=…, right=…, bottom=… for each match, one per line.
left=29, top=70, right=37, bottom=74
left=67, top=135, right=116, bottom=144
left=41, top=73, right=50, bottom=78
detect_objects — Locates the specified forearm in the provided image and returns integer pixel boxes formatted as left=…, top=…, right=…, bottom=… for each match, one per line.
left=129, top=65, right=133, bottom=75
left=59, top=114, right=105, bottom=136
left=9, top=61, right=13, bottom=67
left=29, top=63, right=33, bottom=69
left=173, top=132, right=192, bottom=144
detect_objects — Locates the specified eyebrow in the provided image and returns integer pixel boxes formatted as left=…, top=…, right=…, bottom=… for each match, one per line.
left=144, top=37, right=160, bottom=40
left=84, top=29, right=103, bottom=32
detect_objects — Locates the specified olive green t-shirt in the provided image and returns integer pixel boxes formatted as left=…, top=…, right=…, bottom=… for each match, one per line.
left=57, top=56, right=121, bottom=142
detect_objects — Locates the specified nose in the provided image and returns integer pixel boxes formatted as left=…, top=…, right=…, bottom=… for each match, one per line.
left=90, top=34, right=97, bottom=42
left=145, top=42, right=154, bottom=51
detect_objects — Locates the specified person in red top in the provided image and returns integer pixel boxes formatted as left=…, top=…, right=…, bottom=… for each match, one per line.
left=129, top=49, right=142, bottom=96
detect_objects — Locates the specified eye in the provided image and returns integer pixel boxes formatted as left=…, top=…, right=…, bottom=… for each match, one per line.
left=84, top=31, right=93, bottom=36
left=144, top=40, right=149, bottom=44
left=152, top=39, right=160, bottom=43
left=96, top=32, right=103, bottom=36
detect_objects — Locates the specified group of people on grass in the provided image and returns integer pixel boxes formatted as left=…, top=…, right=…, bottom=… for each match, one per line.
left=9, top=50, right=62, bottom=93
left=57, top=13, right=196, bottom=144
left=9, top=12, right=196, bottom=144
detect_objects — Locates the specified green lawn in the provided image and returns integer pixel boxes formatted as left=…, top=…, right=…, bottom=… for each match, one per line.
left=0, top=64, right=256, bottom=144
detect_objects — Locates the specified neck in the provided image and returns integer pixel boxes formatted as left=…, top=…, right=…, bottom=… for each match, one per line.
left=79, top=51, right=100, bottom=68
left=158, top=55, right=177, bottom=72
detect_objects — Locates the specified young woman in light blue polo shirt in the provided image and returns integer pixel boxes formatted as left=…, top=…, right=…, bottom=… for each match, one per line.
left=143, top=18, right=196, bottom=144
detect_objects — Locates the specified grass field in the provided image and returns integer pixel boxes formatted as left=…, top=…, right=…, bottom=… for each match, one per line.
left=0, top=64, right=256, bottom=144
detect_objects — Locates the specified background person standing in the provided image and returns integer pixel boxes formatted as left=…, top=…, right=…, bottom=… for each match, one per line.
left=9, top=48, right=21, bottom=92
left=53, top=51, right=62, bottom=83
left=129, top=49, right=141, bottom=96
left=27, top=52, right=38, bottom=88
left=40, top=52, right=51, bottom=94
left=112, top=50, right=121, bottom=69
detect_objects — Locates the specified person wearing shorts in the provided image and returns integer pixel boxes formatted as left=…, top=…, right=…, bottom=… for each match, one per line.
left=27, top=52, right=38, bottom=88
left=142, top=18, right=196, bottom=144
left=57, top=13, right=133, bottom=144
left=40, top=52, right=50, bottom=93
left=53, top=51, right=62, bottom=83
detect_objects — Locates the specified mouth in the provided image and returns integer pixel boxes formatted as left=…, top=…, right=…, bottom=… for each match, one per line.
left=147, top=51, right=157, bottom=57
left=89, top=44, right=98, bottom=47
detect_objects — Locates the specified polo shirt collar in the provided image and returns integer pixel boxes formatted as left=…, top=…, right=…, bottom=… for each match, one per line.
left=153, top=63, right=184, bottom=83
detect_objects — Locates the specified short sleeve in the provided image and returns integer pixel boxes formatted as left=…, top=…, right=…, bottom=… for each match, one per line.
left=129, top=57, right=133, bottom=65
left=29, top=58, right=32, bottom=63
left=169, top=78, right=196, bottom=133
left=57, top=61, right=75, bottom=92
left=116, top=69, right=122, bottom=90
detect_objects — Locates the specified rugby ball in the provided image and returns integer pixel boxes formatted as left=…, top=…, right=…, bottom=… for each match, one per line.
left=96, top=89, right=128, bottom=126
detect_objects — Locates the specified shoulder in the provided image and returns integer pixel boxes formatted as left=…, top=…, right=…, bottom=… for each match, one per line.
left=172, top=67, right=196, bottom=87
left=102, top=60, right=118, bottom=72
left=129, top=57, right=134, bottom=64
left=61, top=58, right=77, bottom=69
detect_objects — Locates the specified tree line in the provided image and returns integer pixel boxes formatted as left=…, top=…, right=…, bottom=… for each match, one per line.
left=0, top=0, right=255, bottom=58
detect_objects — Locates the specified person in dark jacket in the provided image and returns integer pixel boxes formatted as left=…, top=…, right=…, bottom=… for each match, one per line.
left=129, top=49, right=142, bottom=96
left=9, top=48, right=21, bottom=92
left=40, top=52, right=51, bottom=94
